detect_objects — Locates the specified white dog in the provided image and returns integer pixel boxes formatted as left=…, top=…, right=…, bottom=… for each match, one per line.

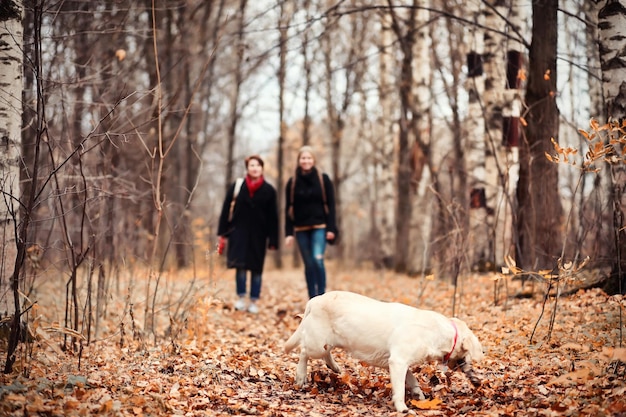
left=284, top=291, right=484, bottom=412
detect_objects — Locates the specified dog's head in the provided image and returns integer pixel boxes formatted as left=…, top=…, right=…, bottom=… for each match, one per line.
left=449, top=318, right=484, bottom=366
left=447, top=318, right=484, bottom=386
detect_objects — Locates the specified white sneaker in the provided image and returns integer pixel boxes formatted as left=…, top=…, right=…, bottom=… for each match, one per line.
left=247, top=302, right=259, bottom=314
left=234, top=298, right=247, bottom=311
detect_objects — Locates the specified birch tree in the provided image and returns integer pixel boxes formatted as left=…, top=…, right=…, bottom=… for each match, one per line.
left=373, top=11, right=396, bottom=268
left=275, top=1, right=292, bottom=269
left=482, top=0, right=528, bottom=269
left=466, top=0, right=489, bottom=269
left=596, top=0, right=626, bottom=293
left=0, top=0, right=23, bottom=256
left=496, top=1, right=527, bottom=266
left=580, top=0, right=613, bottom=272
left=0, top=0, right=24, bottom=374
left=407, top=0, right=431, bottom=273
left=225, top=0, right=248, bottom=189
left=301, top=0, right=313, bottom=147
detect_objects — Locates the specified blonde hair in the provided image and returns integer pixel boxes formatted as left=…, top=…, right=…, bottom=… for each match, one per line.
left=297, top=146, right=316, bottom=163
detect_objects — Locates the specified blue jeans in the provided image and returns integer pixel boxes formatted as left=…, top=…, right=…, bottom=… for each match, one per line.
left=236, top=269, right=262, bottom=300
left=295, top=228, right=327, bottom=298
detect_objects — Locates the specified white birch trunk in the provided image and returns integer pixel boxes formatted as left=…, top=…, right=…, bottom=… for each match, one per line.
left=376, top=12, right=397, bottom=268
left=597, top=0, right=626, bottom=277
left=584, top=0, right=613, bottom=258
left=478, top=0, right=528, bottom=269
left=466, top=0, right=489, bottom=269
left=493, top=0, right=528, bottom=265
left=408, top=0, right=432, bottom=273
left=0, top=0, right=23, bottom=306
left=0, top=0, right=24, bottom=277
left=598, top=0, right=626, bottom=119
left=482, top=0, right=506, bottom=270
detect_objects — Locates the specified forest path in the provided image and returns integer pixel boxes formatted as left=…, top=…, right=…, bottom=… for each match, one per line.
left=0, top=265, right=624, bottom=416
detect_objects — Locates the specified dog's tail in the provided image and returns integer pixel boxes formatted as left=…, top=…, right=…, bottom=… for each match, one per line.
left=284, top=326, right=301, bottom=353
left=284, top=301, right=313, bottom=353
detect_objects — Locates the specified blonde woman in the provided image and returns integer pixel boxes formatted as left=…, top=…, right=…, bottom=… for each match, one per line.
left=285, top=146, right=338, bottom=298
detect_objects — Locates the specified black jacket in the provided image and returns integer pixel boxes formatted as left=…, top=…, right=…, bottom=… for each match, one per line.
left=218, top=179, right=279, bottom=272
left=285, top=167, right=338, bottom=241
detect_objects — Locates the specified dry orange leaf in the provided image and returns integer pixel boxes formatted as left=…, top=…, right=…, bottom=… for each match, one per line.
left=115, top=49, right=126, bottom=61
left=600, top=347, right=626, bottom=362
left=410, top=398, right=443, bottom=410
left=63, top=399, right=81, bottom=410
left=547, top=366, right=597, bottom=387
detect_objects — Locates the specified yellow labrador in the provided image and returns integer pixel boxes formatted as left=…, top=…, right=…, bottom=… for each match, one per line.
left=284, top=291, right=484, bottom=412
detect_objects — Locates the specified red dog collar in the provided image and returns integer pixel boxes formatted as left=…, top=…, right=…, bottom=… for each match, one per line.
left=444, top=320, right=459, bottom=362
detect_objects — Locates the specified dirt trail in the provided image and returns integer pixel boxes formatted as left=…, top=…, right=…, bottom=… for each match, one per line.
left=0, top=265, right=624, bottom=416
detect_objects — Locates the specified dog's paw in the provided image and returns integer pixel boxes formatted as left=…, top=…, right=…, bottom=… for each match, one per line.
left=394, top=403, right=409, bottom=413
left=410, top=387, right=425, bottom=400
left=325, top=363, right=341, bottom=373
left=464, top=368, right=482, bottom=387
left=469, top=374, right=481, bottom=387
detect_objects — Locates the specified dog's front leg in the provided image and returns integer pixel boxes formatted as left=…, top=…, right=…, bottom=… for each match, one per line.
left=295, top=350, right=309, bottom=386
left=405, top=370, right=425, bottom=400
left=323, top=350, right=341, bottom=373
left=388, top=358, right=409, bottom=412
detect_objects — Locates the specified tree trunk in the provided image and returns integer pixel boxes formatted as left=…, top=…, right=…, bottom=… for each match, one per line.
left=225, top=0, right=247, bottom=190
left=466, top=0, right=489, bottom=270
left=407, top=0, right=431, bottom=274
left=387, top=0, right=417, bottom=273
left=597, top=0, right=626, bottom=294
left=0, top=0, right=24, bottom=374
left=275, top=2, right=291, bottom=269
left=516, top=0, right=563, bottom=271
left=485, top=0, right=527, bottom=270
left=0, top=0, right=24, bottom=246
left=374, top=11, right=396, bottom=269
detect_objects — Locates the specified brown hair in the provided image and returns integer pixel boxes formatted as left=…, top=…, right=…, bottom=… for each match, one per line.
left=245, top=154, right=264, bottom=168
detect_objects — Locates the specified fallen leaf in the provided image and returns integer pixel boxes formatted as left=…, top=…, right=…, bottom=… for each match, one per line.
left=410, top=398, right=442, bottom=410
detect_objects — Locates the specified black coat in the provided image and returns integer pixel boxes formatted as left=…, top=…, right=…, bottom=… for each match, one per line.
left=285, top=167, right=338, bottom=241
left=218, top=179, right=279, bottom=272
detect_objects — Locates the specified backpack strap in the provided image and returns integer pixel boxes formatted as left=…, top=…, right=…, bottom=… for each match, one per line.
left=318, top=171, right=329, bottom=215
left=228, top=178, right=244, bottom=222
left=288, top=175, right=296, bottom=220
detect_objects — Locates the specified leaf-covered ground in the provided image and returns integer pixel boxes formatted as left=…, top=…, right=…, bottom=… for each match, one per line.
left=1, top=264, right=625, bottom=416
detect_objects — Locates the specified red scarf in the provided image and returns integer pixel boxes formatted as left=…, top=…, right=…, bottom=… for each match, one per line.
left=245, top=175, right=264, bottom=198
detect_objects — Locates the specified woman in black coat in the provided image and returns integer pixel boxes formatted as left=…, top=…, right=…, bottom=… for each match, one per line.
left=285, top=146, right=338, bottom=298
left=217, top=155, right=279, bottom=314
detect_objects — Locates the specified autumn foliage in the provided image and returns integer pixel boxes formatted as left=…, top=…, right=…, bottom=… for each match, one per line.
left=1, top=264, right=625, bottom=416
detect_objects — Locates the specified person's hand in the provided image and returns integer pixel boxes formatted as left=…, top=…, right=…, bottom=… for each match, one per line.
left=285, top=236, right=294, bottom=247
left=217, top=236, right=226, bottom=255
left=326, top=231, right=335, bottom=241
